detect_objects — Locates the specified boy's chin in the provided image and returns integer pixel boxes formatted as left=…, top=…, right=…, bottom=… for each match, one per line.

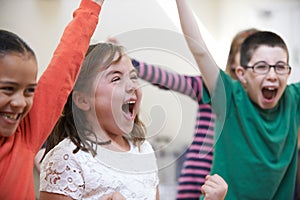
left=259, top=99, right=278, bottom=109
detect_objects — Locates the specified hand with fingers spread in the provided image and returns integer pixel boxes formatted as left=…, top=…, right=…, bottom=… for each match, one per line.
left=201, top=174, right=228, bottom=200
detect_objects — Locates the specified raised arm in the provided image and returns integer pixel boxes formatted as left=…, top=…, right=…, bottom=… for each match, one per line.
left=176, top=0, right=219, bottom=95
left=107, top=37, right=204, bottom=103
left=28, top=0, right=103, bottom=150
left=132, top=58, right=203, bottom=103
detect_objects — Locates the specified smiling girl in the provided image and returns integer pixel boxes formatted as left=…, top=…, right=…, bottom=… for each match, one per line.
left=0, top=0, right=103, bottom=198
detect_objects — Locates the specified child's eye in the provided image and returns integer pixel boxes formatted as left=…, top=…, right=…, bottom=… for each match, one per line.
left=112, top=76, right=121, bottom=82
left=130, top=74, right=138, bottom=80
left=0, top=86, right=15, bottom=92
left=25, top=87, right=36, bottom=96
left=131, top=76, right=138, bottom=80
left=275, top=64, right=286, bottom=70
left=255, top=64, right=268, bottom=70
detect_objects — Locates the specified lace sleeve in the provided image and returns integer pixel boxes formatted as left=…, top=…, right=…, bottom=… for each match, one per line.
left=40, top=143, right=84, bottom=199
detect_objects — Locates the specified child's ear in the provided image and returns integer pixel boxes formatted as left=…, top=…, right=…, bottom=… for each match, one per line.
left=72, top=91, right=91, bottom=111
left=235, top=66, right=247, bottom=85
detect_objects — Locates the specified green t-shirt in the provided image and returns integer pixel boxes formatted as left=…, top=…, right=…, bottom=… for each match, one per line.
left=201, top=70, right=300, bottom=200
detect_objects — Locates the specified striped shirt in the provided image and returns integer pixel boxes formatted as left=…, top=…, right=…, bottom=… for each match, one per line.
left=132, top=59, right=215, bottom=200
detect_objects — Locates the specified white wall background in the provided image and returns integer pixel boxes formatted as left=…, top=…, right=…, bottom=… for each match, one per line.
left=1, top=0, right=299, bottom=198
left=2, top=0, right=298, bottom=149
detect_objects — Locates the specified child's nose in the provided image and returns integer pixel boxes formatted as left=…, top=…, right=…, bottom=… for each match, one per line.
left=11, top=93, right=27, bottom=108
left=266, top=67, right=278, bottom=80
left=126, top=80, right=138, bottom=93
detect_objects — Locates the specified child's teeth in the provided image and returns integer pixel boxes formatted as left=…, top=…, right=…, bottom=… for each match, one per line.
left=129, top=101, right=135, bottom=104
left=2, top=113, right=18, bottom=120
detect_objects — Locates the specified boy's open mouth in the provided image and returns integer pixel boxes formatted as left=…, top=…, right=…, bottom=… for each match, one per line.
left=262, top=87, right=278, bottom=100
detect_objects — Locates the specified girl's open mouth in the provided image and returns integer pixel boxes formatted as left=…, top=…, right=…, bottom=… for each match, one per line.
left=122, top=101, right=135, bottom=118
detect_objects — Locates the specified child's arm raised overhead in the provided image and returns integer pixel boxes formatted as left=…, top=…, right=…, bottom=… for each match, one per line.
left=176, top=0, right=219, bottom=96
left=28, top=0, right=104, bottom=151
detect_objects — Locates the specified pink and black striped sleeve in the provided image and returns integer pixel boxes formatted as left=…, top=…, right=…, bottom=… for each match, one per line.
left=132, top=58, right=204, bottom=103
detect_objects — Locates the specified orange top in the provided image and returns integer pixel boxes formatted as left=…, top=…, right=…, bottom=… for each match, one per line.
left=0, top=0, right=101, bottom=199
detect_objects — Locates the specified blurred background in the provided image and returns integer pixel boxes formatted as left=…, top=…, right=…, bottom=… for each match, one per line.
left=1, top=0, right=299, bottom=199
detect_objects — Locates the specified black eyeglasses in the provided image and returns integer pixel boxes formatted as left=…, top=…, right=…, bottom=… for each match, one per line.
left=243, top=61, right=291, bottom=75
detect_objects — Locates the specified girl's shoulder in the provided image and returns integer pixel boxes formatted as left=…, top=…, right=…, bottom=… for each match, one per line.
left=140, top=140, right=155, bottom=153
left=130, top=140, right=155, bottom=154
left=43, top=138, right=92, bottom=164
left=50, top=138, right=76, bottom=153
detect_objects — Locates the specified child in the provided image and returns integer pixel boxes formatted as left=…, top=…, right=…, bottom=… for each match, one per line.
left=176, top=0, right=300, bottom=199
left=225, top=28, right=258, bottom=80
left=0, top=0, right=104, bottom=199
left=39, top=43, right=159, bottom=199
left=131, top=28, right=257, bottom=200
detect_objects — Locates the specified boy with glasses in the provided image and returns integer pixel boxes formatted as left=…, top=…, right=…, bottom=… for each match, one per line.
left=242, top=61, right=291, bottom=75
left=176, top=0, right=300, bottom=199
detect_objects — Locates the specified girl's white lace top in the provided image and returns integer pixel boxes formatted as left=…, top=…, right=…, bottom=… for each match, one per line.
left=40, top=138, right=159, bottom=200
